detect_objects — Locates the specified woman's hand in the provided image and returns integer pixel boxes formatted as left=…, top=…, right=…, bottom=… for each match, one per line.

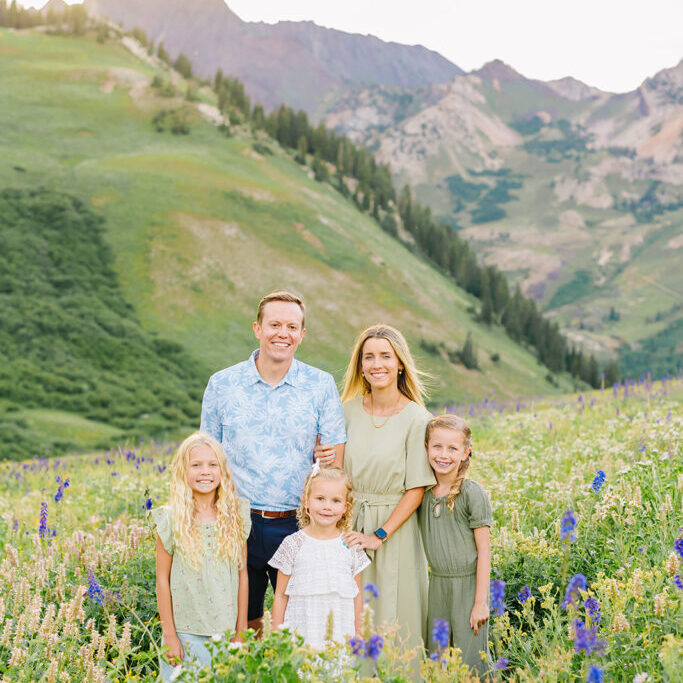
left=164, top=632, right=184, bottom=666
left=469, top=601, right=489, bottom=636
left=343, top=530, right=382, bottom=551
left=313, top=434, right=338, bottom=467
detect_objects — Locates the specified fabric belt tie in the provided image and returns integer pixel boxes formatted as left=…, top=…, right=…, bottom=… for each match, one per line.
left=430, top=559, right=478, bottom=578
left=354, top=492, right=404, bottom=536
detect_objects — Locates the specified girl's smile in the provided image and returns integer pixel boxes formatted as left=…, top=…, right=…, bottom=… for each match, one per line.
left=187, top=444, right=221, bottom=495
left=306, top=478, right=348, bottom=532
left=427, top=427, right=470, bottom=477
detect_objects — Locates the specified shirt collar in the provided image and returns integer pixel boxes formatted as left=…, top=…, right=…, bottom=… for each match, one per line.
left=248, top=350, right=300, bottom=388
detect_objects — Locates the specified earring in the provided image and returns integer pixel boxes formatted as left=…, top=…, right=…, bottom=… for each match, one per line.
left=399, top=368, right=403, bottom=374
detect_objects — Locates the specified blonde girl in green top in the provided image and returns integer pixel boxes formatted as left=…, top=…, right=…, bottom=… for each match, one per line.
left=153, top=432, right=250, bottom=682
left=418, top=414, right=493, bottom=677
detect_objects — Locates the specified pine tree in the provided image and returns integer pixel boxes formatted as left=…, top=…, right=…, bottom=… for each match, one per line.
left=157, top=42, right=170, bottom=64
left=460, top=332, right=478, bottom=370
left=295, top=135, right=307, bottom=165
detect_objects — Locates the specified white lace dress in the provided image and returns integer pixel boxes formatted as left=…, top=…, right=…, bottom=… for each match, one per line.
left=269, top=530, right=371, bottom=648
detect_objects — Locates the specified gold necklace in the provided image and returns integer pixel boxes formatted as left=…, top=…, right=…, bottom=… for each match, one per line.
left=369, top=392, right=401, bottom=429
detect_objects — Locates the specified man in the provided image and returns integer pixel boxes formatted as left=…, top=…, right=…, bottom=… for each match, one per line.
left=200, top=291, right=346, bottom=631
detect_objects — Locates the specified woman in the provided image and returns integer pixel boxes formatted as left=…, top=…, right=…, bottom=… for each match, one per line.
left=328, top=324, right=435, bottom=653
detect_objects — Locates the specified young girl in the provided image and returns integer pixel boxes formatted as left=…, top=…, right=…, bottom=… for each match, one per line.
left=269, top=464, right=370, bottom=648
left=418, top=414, right=493, bottom=676
left=152, top=433, right=250, bottom=681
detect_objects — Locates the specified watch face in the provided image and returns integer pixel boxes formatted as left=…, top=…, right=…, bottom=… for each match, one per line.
left=375, top=527, right=387, bottom=540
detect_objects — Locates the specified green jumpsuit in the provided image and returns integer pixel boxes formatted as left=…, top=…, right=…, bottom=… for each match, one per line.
left=418, top=479, right=493, bottom=677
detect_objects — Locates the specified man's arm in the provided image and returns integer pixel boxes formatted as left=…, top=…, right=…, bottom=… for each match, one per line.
left=315, top=374, right=346, bottom=467
left=199, top=375, right=222, bottom=442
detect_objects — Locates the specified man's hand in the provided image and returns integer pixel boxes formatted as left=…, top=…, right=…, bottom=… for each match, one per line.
left=313, top=434, right=338, bottom=467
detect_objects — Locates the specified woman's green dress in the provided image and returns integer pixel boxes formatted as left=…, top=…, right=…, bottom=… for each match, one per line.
left=343, top=397, right=435, bottom=651
left=418, top=480, right=493, bottom=677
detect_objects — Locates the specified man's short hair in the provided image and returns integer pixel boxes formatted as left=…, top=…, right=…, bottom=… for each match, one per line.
left=256, top=291, right=306, bottom=328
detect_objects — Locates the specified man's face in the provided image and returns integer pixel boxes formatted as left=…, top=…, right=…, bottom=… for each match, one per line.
left=253, top=301, right=305, bottom=365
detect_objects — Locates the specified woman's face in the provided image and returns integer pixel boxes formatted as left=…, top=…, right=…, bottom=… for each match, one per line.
left=361, top=337, right=403, bottom=391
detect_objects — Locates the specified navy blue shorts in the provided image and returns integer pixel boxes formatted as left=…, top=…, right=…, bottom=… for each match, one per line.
left=247, top=512, right=298, bottom=621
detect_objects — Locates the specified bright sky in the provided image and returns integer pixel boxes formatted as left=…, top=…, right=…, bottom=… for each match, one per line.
left=20, top=0, right=683, bottom=92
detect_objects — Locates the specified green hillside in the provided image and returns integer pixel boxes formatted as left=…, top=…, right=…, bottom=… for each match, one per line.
left=0, top=28, right=580, bottom=459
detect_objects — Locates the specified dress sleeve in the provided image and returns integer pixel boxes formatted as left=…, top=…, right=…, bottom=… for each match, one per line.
left=151, top=506, right=174, bottom=554
left=467, top=482, right=493, bottom=529
left=238, top=498, right=252, bottom=541
left=317, top=373, right=347, bottom=445
left=351, top=546, right=371, bottom=576
left=200, top=374, right=222, bottom=443
left=268, top=532, right=301, bottom=575
left=404, top=408, right=437, bottom=490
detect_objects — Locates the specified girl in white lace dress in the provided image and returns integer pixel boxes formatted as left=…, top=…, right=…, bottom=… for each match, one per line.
left=269, top=464, right=370, bottom=647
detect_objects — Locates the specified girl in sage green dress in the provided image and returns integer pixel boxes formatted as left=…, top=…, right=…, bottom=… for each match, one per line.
left=152, top=433, right=251, bottom=682
left=418, top=414, right=493, bottom=677
left=334, top=324, right=435, bottom=666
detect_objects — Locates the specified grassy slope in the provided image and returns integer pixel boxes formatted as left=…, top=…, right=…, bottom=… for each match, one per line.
left=0, top=29, right=579, bottom=455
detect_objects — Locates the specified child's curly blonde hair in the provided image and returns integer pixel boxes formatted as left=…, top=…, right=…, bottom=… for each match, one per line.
left=425, top=414, right=472, bottom=511
left=297, top=466, right=354, bottom=530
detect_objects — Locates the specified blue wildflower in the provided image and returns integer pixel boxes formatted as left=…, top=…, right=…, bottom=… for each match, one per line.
left=591, top=471, right=606, bottom=493
left=366, top=634, right=384, bottom=661
left=560, top=510, right=577, bottom=542
left=586, top=665, right=604, bottom=683
left=429, top=651, right=441, bottom=662
left=674, top=538, right=683, bottom=561
left=518, top=585, right=531, bottom=603
left=494, top=657, right=509, bottom=670
left=584, top=598, right=601, bottom=623
left=349, top=636, right=365, bottom=658
left=364, top=583, right=380, bottom=600
left=562, top=573, right=587, bottom=609
left=490, top=579, right=506, bottom=616
left=573, top=619, right=606, bottom=656
left=674, top=574, right=683, bottom=590
left=143, top=498, right=153, bottom=511
left=431, top=618, right=449, bottom=649
left=38, top=502, right=48, bottom=538
left=87, top=569, right=105, bottom=605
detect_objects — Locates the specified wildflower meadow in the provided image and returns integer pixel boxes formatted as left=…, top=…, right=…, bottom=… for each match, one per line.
left=0, top=378, right=681, bottom=682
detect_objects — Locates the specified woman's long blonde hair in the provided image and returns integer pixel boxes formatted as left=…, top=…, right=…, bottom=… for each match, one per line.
left=341, top=324, right=428, bottom=406
left=169, top=432, right=244, bottom=569
left=425, top=414, right=472, bottom=511
left=297, top=466, right=354, bottom=531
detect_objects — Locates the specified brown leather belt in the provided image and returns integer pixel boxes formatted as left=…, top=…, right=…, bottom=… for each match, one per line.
left=251, top=508, right=297, bottom=519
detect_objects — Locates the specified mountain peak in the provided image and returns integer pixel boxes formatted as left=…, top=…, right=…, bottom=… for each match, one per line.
left=474, top=59, right=525, bottom=83
left=39, top=0, right=69, bottom=14
left=546, top=76, right=604, bottom=101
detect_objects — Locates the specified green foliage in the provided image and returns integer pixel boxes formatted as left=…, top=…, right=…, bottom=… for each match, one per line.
left=523, top=119, right=589, bottom=159
left=548, top=270, right=594, bottom=309
left=173, top=53, right=193, bottom=79
left=152, top=108, right=191, bottom=134
left=509, top=115, right=544, bottom=136
left=127, top=26, right=148, bottom=47
left=460, top=332, right=478, bottom=369
left=445, top=175, right=485, bottom=202
left=156, top=41, right=170, bottom=64
left=0, top=189, right=204, bottom=460
left=619, top=318, right=683, bottom=379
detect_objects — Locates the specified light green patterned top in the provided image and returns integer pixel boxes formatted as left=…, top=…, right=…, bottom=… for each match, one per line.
left=152, top=498, right=251, bottom=636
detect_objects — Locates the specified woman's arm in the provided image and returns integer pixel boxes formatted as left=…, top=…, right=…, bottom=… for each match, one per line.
left=353, top=574, right=364, bottom=635
left=156, top=535, right=183, bottom=664
left=343, top=487, right=425, bottom=551
left=233, top=542, right=249, bottom=641
left=470, top=526, right=491, bottom=635
left=271, top=570, right=290, bottom=629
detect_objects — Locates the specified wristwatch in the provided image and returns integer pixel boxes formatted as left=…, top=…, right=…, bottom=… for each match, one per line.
left=374, top=527, right=388, bottom=543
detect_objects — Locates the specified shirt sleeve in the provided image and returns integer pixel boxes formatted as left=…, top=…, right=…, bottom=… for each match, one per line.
left=238, top=498, right=252, bottom=541
left=316, top=373, right=347, bottom=445
left=404, top=408, right=437, bottom=490
left=200, top=374, right=222, bottom=442
left=467, top=482, right=493, bottom=529
left=151, top=506, right=174, bottom=554
left=268, top=533, right=300, bottom=575
left=351, top=547, right=371, bottom=576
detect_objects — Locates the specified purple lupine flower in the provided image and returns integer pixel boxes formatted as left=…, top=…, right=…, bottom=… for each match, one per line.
left=431, top=618, right=449, bottom=649
left=562, top=573, right=587, bottom=609
left=349, top=636, right=365, bottom=658
left=586, top=665, right=604, bottom=683
left=364, top=583, right=379, bottom=600
left=143, top=498, right=153, bottom=511
left=490, top=579, right=506, bottom=616
left=560, top=510, right=577, bottom=542
left=87, top=569, right=105, bottom=605
left=573, top=619, right=606, bottom=656
left=584, top=598, right=601, bottom=623
left=674, top=538, right=683, bottom=561
left=494, top=657, right=509, bottom=670
left=674, top=574, right=683, bottom=590
left=38, top=502, right=48, bottom=538
left=591, top=471, right=606, bottom=493
left=365, top=634, right=384, bottom=661
left=518, top=585, right=531, bottom=603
